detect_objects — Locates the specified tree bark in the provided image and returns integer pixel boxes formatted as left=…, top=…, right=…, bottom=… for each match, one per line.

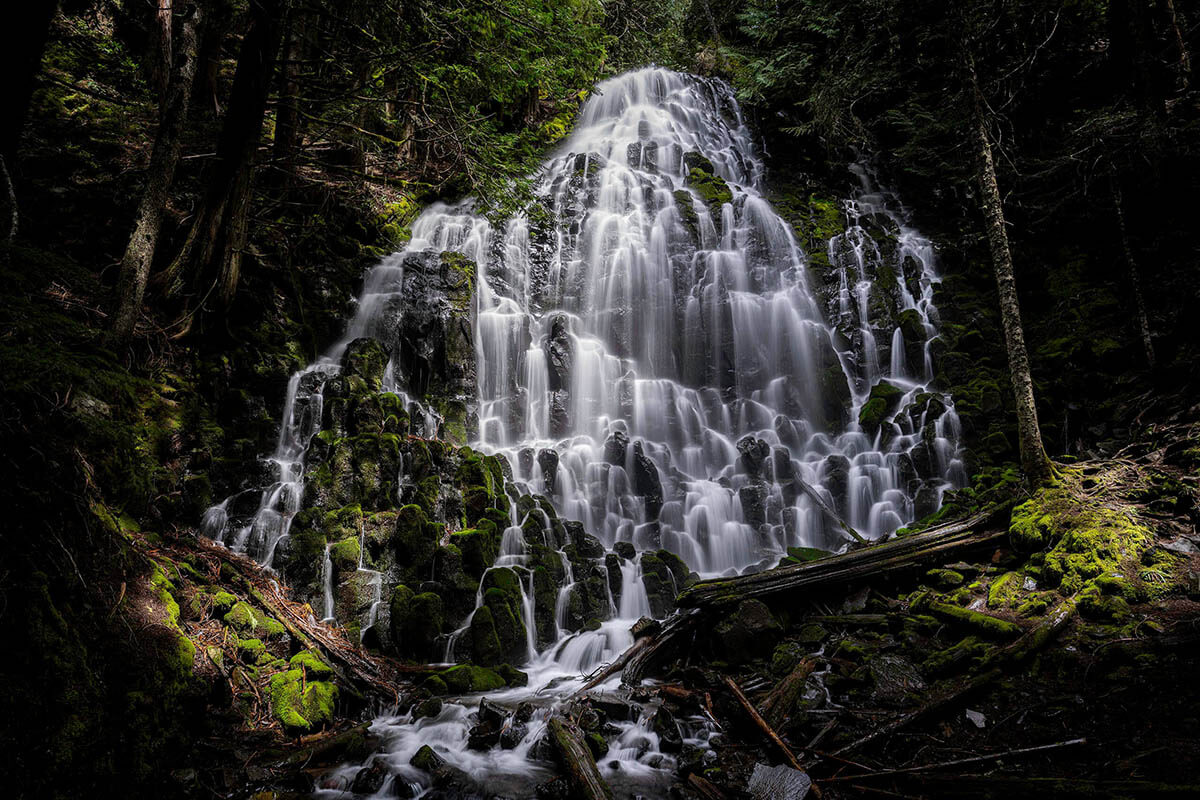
left=1112, top=184, right=1155, bottom=369
left=970, top=72, right=1052, bottom=485
left=163, top=0, right=288, bottom=328
left=110, top=1, right=205, bottom=343
left=150, top=0, right=173, bottom=109
left=272, top=5, right=306, bottom=188
left=546, top=717, right=613, bottom=800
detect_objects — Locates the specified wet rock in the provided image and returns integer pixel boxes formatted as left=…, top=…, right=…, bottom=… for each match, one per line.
left=412, top=697, right=443, bottom=720
left=500, top=722, right=529, bottom=749
left=478, top=697, right=510, bottom=727
left=341, top=337, right=389, bottom=391
left=713, top=599, right=782, bottom=662
left=651, top=705, right=683, bottom=753
left=603, top=430, right=629, bottom=465
left=546, top=314, right=573, bottom=391
left=605, top=553, right=623, bottom=606
left=822, top=454, right=851, bottom=513
left=613, top=540, right=636, bottom=560
left=537, top=448, right=559, bottom=492
left=747, top=762, right=812, bottom=800
left=739, top=482, right=769, bottom=528
left=515, top=702, right=536, bottom=723
left=549, top=389, right=570, bottom=436
left=350, top=759, right=388, bottom=794
left=631, top=442, right=663, bottom=519
left=468, top=720, right=501, bottom=750
left=737, top=435, right=771, bottom=477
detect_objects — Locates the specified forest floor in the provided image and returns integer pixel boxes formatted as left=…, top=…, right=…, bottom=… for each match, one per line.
left=123, top=410, right=1200, bottom=799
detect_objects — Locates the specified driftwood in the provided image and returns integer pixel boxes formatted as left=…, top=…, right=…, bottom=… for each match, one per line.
left=758, top=658, right=816, bottom=730
left=723, top=676, right=817, bottom=794
left=679, top=503, right=1015, bottom=610
left=547, top=717, right=613, bottom=800
left=833, top=599, right=1077, bottom=757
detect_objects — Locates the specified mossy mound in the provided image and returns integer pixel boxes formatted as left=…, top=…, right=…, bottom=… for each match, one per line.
left=267, top=668, right=338, bottom=734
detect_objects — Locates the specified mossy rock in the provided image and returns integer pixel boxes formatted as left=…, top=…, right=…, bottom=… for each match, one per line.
left=452, top=528, right=499, bottom=579
left=329, top=535, right=361, bottom=572
left=389, top=586, right=445, bottom=662
left=223, top=601, right=286, bottom=639
left=392, top=504, right=441, bottom=582
left=859, top=381, right=905, bottom=430
left=440, top=664, right=506, bottom=694
left=925, top=568, right=964, bottom=590
left=212, top=591, right=238, bottom=614
left=267, top=669, right=338, bottom=734
left=289, top=650, right=334, bottom=678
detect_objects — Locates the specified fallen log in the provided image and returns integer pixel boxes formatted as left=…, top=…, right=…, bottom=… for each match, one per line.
left=547, top=717, right=613, bottom=800
left=571, top=634, right=653, bottom=697
left=622, top=608, right=701, bottom=684
left=794, top=476, right=866, bottom=544
left=678, top=503, right=1014, bottom=610
left=723, top=676, right=820, bottom=799
left=758, top=658, right=816, bottom=730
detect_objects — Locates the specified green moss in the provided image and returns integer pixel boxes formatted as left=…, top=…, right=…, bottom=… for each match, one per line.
left=421, top=675, right=449, bottom=695
left=785, top=546, right=832, bottom=563
left=858, top=381, right=904, bottom=429
left=686, top=167, right=733, bottom=209
left=223, top=601, right=287, bottom=639
left=925, top=568, right=965, bottom=590
left=987, top=572, right=1022, bottom=609
left=267, top=669, right=338, bottom=733
left=440, top=664, right=507, bottom=693
left=289, top=650, right=334, bottom=678
left=1076, top=585, right=1131, bottom=623
left=925, top=600, right=1021, bottom=640
left=496, top=664, right=529, bottom=687
left=329, top=536, right=361, bottom=572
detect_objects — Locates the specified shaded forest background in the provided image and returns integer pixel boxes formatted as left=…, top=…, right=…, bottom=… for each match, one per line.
left=0, top=0, right=1197, bottom=796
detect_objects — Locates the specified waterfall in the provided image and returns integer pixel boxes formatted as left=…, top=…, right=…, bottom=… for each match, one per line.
left=207, top=66, right=966, bottom=796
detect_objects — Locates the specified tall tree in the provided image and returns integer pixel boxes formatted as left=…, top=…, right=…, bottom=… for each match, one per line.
left=163, top=0, right=288, bottom=332
left=110, top=1, right=206, bottom=343
left=968, top=59, right=1052, bottom=484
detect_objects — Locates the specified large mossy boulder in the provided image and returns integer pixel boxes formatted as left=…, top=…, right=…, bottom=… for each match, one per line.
left=392, top=504, right=441, bottom=583
left=390, top=585, right=445, bottom=661
left=712, top=598, right=783, bottom=663
left=640, top=549, right=694, bottom=618
left=858, top=381, right=905, bottom=432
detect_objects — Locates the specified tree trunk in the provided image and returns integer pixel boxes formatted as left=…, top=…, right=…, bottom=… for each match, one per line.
left=194, top=0, right=233, bottom=117
left=163, top=0, right=288, bottom=328
left=970, top=74, right=1052, bottom=485
left=110, top=1, right=205, bottom=343
left=272, top=5, right=306, bottom=188
left=1112, top=184, right=1155, bottom=369
left=150, top=0, right=173, bottom=109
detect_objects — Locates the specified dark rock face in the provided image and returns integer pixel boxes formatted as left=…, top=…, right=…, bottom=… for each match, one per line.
left=737, top=436, right=772, bottom=477
left=631, top=441, right=663, bottom=520
left=712, top=599, right=783, bottom=663
left=537, top=448, right=559, bottom=492
left=546, top=314, right=573, bottom=391
left=603, top=430, right=629, bottom=465
left=390, top=251, right=476, bottom=395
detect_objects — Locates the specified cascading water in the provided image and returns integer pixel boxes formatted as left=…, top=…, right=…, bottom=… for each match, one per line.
left=204, top=66, right=966, bottom=797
